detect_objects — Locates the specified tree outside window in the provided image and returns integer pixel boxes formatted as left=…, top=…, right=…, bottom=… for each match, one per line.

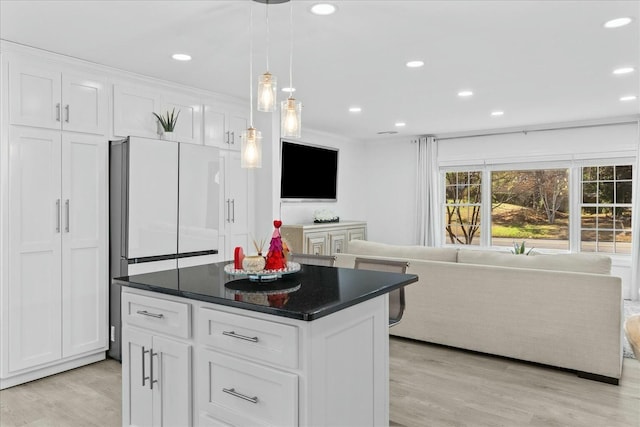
left=444, top=171, right=481, bottom=245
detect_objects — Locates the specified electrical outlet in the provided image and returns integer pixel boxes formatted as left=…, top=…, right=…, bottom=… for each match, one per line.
left=110, top=325, right=116, bottom=342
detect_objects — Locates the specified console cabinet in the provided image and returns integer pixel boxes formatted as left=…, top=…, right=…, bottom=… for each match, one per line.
left=281, top=221, right=367, bottom=255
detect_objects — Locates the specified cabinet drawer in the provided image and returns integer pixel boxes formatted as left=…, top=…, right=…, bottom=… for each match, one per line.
left=122, top=292, right=191, bottom=339
left=199, top=308, right=298, bottom=369
left=199, top=349, right=298, bottom=427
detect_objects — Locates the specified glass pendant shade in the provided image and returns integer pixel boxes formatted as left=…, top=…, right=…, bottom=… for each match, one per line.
left=241, top=127, right=262, bottom=168
left=257, top=72, right=277, bottom=112
left=281, top=97, right=302, bottom=138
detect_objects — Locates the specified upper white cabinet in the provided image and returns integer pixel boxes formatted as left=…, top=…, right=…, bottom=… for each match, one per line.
left=113, top=84, right=161, bottom=139
left=203, top=102, right=248, bottom=151
left=5, top=126, right=107, bottom=375
left=9, top=60, right=106, bottom=135
left=163, top=96, right=202, bottom=145
left=114, top=84, right=203, bottom=144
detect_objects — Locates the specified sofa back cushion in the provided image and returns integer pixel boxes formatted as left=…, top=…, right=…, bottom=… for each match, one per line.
left=457, top=250, right=611, bottom=274
left=347, top=240, right=458, bottom=262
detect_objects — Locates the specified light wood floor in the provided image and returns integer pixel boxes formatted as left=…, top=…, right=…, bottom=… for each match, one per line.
left=1, top=339, right=639, bottom=427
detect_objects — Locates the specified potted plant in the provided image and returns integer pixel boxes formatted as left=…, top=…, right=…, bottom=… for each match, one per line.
left=511, top=240, right=534, bottom=255
left=152, top=108, right=180, bottom=140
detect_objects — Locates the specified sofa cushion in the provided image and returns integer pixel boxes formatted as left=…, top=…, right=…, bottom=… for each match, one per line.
left=347, top=240, right=458, bottom=262
left=457, top=250, right=611, bottom=275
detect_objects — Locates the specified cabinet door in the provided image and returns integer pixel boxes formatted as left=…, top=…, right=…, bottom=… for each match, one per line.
left=113, top=84, right=162, bottom=138
left=9, top=60, right=61, bottom=129
left=152, top=336, right=192, bottom=427
left=163, top=97, right=202, bottom=145
left=223, top=152, right=249, bottom=259
left=7, top=127, right=62, bottom=371
left=329, top=231, right=347, bottom=254
left=122, top=327, right=154, bottom=427
left=61, top=133, right=107, bottom=357
left=203, top=104, right=227, bottom=148
left=347, top=227, right=366, bottom=243
left=227, top=112, right=247, bottom=152
left=305, top=232, right=328, bottom=255
left=61, top=73, right=106, bottom=135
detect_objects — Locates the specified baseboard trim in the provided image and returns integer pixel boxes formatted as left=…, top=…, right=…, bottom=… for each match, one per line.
left=0, top=352, right=105, bottom=390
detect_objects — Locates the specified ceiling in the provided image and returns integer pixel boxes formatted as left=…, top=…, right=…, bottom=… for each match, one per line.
left=1, top=0, right=639, bottom=141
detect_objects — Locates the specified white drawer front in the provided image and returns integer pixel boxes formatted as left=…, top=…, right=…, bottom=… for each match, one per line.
left=199, top=349, right=298, bottom=427
left=198, top=308, right=298, bottom=369
left=122, top=292, right=191, bottom=338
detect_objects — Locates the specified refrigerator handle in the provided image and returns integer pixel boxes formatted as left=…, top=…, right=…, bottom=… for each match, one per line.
left=226, top=199, right=230, bottom=223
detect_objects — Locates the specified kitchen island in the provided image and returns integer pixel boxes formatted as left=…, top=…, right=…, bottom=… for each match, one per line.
left=114, top=261, right=418, bottom=427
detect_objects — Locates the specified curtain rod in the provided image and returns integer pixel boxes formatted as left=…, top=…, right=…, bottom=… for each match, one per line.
left=432, top=119, right=639, bottom=142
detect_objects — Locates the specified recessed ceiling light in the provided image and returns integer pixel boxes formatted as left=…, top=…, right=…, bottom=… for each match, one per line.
left=395, top=122, right=406, bottom=127
left=491, top=111, right=504, bottom=116
left=349, top=107, right=362, bottom=113
left=604, top=17, right=632, bottom=28
left=458, top=90, right=473, bottom=97
left=311, top=3, right=336, bottom=15
left=613, top=67, right=635, bottom=75
left=282, top=87, right=296, bottom=93
left=620, top=95, right=637, bottom=101
left=171, top=53, right=192, bottom=61
left=406, top=60, right=424, bottom=68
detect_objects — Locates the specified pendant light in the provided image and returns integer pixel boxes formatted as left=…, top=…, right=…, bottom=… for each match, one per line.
left=257, top=0, right=277, bottom=112
left=281, top=0, right=302, bottom=138
left=242, top=2, right=262, bottom=168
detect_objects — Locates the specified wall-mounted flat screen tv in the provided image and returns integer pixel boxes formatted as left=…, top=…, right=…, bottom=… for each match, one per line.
left=280, top=140, right=338, bottom=202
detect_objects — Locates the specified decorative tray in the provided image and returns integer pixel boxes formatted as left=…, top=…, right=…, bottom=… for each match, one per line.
left=224, top=261, right=301, bottom=282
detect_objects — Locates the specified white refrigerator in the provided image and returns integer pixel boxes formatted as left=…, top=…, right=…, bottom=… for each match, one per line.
left=108, top=136, right=220, bottom=360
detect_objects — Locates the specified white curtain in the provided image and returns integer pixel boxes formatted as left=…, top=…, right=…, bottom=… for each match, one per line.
left=631, top=127, right=640, bottom=301
left=415, top=136, right=440, bottom=246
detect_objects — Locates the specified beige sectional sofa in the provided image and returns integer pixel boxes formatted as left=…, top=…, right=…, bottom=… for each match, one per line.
left=334, top=240, right=623, bottom=384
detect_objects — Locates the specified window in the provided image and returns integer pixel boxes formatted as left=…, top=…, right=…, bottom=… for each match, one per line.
left=492, top=169, right=569, bottom=250
left=444, top=171, right=481, bottom=245
left=581, top=165, right=633, bottom=254
left=441, top=163, right=633, bottom=254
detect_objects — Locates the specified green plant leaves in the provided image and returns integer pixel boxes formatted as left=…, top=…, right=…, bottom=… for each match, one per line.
left=152, top=107, right=180, bottom=131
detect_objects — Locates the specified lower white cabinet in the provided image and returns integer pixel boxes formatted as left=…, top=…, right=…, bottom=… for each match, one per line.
left=121, top=287, right=389, bottom=426
left=122, top=327, right=192, bottom=427
left=1, top=126, right=108, bottom=389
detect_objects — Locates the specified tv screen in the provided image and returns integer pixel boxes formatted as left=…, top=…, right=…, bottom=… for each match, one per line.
left=280, top=140, right=338, bottom=201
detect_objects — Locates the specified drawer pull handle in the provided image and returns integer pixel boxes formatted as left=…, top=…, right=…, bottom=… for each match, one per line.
left=222, top=387, right=258, bottom=404
left=136, top=310, right=164, bottom=319
left=222, top=330, right=259, bottom=343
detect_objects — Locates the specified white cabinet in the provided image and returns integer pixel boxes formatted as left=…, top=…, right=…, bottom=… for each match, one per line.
left=221, top=151, right=250, bottom=260
left=113, top=84, right=161, bottom=139
left=3, top=126, right=107, bottom=383
left=281, top=221, right=368, bottom=256
left=203, top=102, right=248, bottom=151
left=114, top=84, right=202, bottom=143
left=121, top=286, right=390, bottom=427
left=122, top=292, right=192, bottom=427
left=123, top=329, right=191, bottom=427
left=9, top=59, right=106, bottom=134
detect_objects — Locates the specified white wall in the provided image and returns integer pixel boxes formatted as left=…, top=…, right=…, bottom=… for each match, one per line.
left=362, top=139, right=418, bottom=244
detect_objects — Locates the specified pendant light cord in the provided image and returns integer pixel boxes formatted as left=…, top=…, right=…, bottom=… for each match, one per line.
left=265, top=1, right=270, bottom=71
left=288, top=0, right=293, bottom=95
left=249, top=3, right=254, bottom=126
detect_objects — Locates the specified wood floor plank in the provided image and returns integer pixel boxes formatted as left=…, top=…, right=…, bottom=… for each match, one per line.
left=1, top=339, right=638, bottom=427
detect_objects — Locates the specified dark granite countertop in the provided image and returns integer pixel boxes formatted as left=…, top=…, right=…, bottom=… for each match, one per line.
left=113, top=261, right=418, bottom=321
